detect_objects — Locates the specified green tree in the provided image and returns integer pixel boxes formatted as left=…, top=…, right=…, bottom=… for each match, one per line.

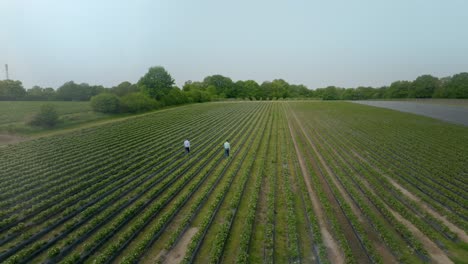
left=120, top=92, right=160, bottom=113
left=56, top=81, right=100, bottom=101
left=28, top=104, right=59, bottom=127
left=385, top=81, right=411, bottom=98
left=0, top=80, right=26, bottom=100
left=203, top=75, right=234, bottom=98
left=322, top=86, right=340, bottom=100
left=26, top=86, right=57, bottom=100
left=444, top=72, right=468, bottom=98
left=161, top=87, right=189, bottom=106
left=111, top=81, right=139, bottom=97
left=270, top=79, right=290, bottom=99
left=138, top=66, right=175, bottom=100
left=289, top=84, right=311, bottom=98
left=409, top=75, right=439, bottom=98
left=90, top=93, right=121, bottom=113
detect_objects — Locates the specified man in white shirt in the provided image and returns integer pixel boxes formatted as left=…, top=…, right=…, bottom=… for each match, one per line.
left=184, top=139, right=190, bottom=154
left=224, top=140, right=230, bottom=157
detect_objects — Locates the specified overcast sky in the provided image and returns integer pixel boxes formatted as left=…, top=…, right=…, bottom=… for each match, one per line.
left=1, top=0, right=468, bottom=89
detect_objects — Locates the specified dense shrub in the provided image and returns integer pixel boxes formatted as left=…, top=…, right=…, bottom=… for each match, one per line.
left=90, top=93, right=121, bottom=113
left=120, top=92, right=160, bottom=113
left=28, top=104, right=59, bottom=127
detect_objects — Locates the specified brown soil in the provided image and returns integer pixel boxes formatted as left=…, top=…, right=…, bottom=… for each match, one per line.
left=321, top=142, right=397, bottom=262
left=155, top=227, right=198, bottom=264
left=389, top=209, right=453, bottom=264
left=352, top=150, right=468, bottom=243
left=285, top=108, right=344, bottom=264
left=292, top=115, right=370, bottom=264
left=0, top=134, right=26, bottom=145
left=350, top=150, right=454, bottom=263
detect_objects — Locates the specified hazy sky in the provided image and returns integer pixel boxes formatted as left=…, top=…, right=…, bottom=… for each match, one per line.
left=1, top=0, right=468, bottom=89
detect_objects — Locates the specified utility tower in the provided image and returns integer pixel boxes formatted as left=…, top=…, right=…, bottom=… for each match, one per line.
left=5, top=64, right=8, bottom=80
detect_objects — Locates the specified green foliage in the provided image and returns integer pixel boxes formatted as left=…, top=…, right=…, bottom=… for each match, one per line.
left=90, top=93, right=121, bottom=113
left=161, top=88, right=189, bottom=106
left=322, top=86, right=340, bottom=100
left=120, top=92, right=160, bottom=113
left=385, top=81, right=411, bottom=98
left=435, top=72, right=468, bottom=98
left=110, top=81, right=139, bottom=97
left=0, top=80, right=26, bottom=100
left=138, top=66, right=175, bottom=100
left=409, top=75, right=440, bottom=98
left=56, top=81, right=104, bottom=101
left=26, top=86, right=56, bottom=101
left=28, top=104, right=59, bottom=127
left=203, top=75, right=234, bottom=98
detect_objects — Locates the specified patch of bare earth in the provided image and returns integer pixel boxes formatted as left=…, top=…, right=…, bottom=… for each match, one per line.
left=154, top=227, right=198, bottom=264
left=0, top=134, right=26, bottom=145
left=285, top=109, right=344, bottom=264
left=320, top=141, right=397, bottom=262
left=389, top=209, right=453, bottom=264
left=350, top=150, right=454, bottom=263
left=352, top=150, right=468, bottom=243
left=291, top=114, right=370, bottom=264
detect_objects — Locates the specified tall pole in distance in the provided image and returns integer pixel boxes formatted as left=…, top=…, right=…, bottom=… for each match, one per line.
left=5, top=64, right=8, bottom=80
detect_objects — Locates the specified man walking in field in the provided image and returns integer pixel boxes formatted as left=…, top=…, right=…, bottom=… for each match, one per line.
left=184, top=139, right=190, bottom=154
left=224, top=140, right=230, bottom=157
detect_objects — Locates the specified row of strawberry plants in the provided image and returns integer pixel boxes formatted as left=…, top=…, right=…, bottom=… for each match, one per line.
left=315, top=106, right=468, bottom=227
left=0, top=105, right=225, bottom=207
left=298, top=106, right=444, bottom=261
left=315, top=116, right=462, bottom=244
left=233, top=108, right=272, bottom=264
left=88, top=103, right=267, bottom=264
left=0, top=102, right=249, bottom=227
left=321, top=102, right=467, bottom=195
left=0, top=102, right=260, bottom=260
left=287, top=109, right=356, bottom=263
left=335, top=118, right=468, bottom=227
left=264, top=106, right=278, bottom=263
left=294, top=116, right=378, bottom=264
left=155, top=104, right=271, bottom=263
left=277, top=109, right=301, bottom=263
left=281, top=104, right=326, bottom=264
left=216, top=105, right=272, bottom=263
left=181, top=112, right=261, bottom=264
left=331, top=106, right=468, bottom=205
left=46, top=102, right=266, bottom=262
left=0, top=106, right=221, bottom=219
left=207, top=103, right=270, bottom=264
left=306, top=117, right=423, bottom=263
left=188, top=104, right=272, bottom=264
left=0, top=104, right=206, bottom=175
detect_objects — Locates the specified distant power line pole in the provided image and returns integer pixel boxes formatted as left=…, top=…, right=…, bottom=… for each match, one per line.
left=5, top=64, right=8, bottom=80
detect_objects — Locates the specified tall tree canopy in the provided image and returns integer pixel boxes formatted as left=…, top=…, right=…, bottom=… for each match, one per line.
left=138, top=66, right=175, bottom=100
left=0, top=80, right=26, bottom=100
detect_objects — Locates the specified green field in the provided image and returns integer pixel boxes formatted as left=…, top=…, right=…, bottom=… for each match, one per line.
left=0, top=101, right=467, bottom=263
left=0, top=101, right=114, bottom=134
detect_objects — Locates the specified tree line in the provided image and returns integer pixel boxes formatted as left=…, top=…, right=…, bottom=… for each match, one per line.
left=1, top=68, right=467, bottom=105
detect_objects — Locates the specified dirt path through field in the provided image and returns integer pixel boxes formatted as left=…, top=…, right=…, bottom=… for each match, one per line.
left=316, top=136, right=397, bottom=262
left=349, top=150, right=454, bottom=263
left=352, top=150, right=468, bottom=243
left=389, top=209, right=453, bottom=264
left=285, top=106, right=344, bottom=264
left=0, top=134, right=26, bottom=146
left=155, top=227, right=198, bottom=264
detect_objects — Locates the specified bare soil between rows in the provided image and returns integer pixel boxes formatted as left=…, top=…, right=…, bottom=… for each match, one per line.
left=286, top=110, right=344, bottom=264
left=154, top=227, right=198, bottom=264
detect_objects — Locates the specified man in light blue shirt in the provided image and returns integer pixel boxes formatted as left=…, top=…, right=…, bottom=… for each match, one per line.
left=224, top=140, right=230, bottom=157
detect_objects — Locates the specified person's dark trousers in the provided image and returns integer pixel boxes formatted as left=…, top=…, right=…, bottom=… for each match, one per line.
left=185, top=147, right=190, bottom=154
left=224, top=149, right=229, bottom=157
